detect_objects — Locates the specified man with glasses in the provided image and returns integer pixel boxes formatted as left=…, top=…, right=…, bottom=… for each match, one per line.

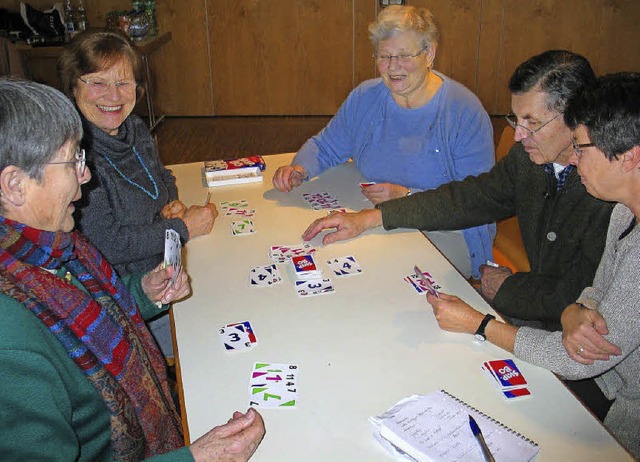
left=302, top=50, right=614, bottom=333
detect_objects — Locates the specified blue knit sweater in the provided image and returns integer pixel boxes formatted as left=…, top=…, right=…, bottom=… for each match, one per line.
left=292, top=74, right=496, bottom=277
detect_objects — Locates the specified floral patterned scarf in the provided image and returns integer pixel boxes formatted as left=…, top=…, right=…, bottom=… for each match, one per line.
left=0, top=217, right=183, bottom=460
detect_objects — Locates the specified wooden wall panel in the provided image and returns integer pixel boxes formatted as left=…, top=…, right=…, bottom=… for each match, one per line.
left=208, top=0, right=354, bottom=115
left=412, top=0, right=483, bottom=95
left=154, top=0, right=212, bottom=115
left=353, top=0, right=377, bottom=86
left=478, top=0, right=640, bottom=114
left=3, top=0, right=639, bottom=116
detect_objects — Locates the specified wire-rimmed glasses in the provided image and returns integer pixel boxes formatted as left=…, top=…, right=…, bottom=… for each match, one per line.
left=373, top=48, right=427, bottom=67
left=78, top=76, right=137, bottom=95
left=505, top=112, right=562, bottom=137
left=46, top=148, right=86, bottom=176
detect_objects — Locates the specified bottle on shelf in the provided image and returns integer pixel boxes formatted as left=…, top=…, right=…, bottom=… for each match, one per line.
left=76, top=0, right=88, bottom=32
left=132, top=1, right=145, bottom=13
left=144, top=0, right=157, bottom=36
left=64, top=0, right=76, bottom=40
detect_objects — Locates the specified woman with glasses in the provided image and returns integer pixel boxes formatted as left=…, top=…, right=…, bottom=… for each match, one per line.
left=272, top=5, right=495, bottom=279
left=0, top=78, right=265, bottom=461
left=58, top=30, right=218, bottom=357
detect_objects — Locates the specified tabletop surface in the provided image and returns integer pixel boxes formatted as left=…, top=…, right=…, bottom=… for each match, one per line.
left=169, top=154, right=631, bottom=461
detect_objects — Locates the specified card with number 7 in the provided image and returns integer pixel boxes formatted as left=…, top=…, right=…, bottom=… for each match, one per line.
left=249, top=362, right=298, bottom=409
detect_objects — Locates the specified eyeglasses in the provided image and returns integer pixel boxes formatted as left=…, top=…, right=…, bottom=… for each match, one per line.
left=46, top=148, right=86, bottom=176
left=373, top=48, right=427, bottom=67
left=572, top=139, right=595, bottom=157
left=78, top=76, right=137, bottom=95
left=505, top=112, right=562, bottom=137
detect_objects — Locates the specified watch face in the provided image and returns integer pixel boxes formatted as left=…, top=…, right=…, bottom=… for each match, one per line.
left=475, top=333, right=486, bottom=342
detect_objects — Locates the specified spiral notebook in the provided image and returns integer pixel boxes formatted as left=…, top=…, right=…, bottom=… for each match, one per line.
left=369, top=390, right=539, bottom=462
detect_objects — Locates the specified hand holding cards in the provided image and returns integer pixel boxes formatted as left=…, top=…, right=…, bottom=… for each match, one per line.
left=164, top=229, right=182, bottom=286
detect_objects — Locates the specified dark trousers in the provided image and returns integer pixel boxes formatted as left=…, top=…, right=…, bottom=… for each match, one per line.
left=563, top=377, right=614, bottom=422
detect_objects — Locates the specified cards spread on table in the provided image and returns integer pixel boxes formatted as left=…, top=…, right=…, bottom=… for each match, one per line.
left=249, top=362, right=298, bottom=408
left=295, top=278, right=335, bottom=297
left=269, top=243, right=317, bottom=263
left=249, top=264, right=283, bottom=287
left=231, top=219, right=255, bottom=236
left=224, top=207, right=255, bottom=217
left=302, top=191, right=342, bottom=210
left=326, top=255, right=363, bottom=277
left=404, top=269, right=442, bottom=295
left=483, top=359, right=531, bottom=399
left=220, top=199, right=249, bottom=211
left=291, top=254, right=322, bottom=280
left=163, top=229, right=182, bottom=286
left=218, top=321, right=258, bottom=352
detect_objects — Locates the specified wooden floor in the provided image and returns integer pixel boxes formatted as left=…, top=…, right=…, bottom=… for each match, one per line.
left=154, top=116, right=331, bottom=165
left=154, top=115, right=508, bottom=166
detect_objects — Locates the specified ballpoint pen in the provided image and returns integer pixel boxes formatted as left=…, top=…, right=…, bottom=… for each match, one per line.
left=204, top=191, right=211, bottom=206
left=413, top=265, right=440, bottom=298
left=469, top=414, right=496, bottom=462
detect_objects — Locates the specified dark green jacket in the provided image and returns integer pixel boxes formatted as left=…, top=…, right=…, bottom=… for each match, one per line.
left=379, top=143, right=614, bottom=330
left=0, top=270, right=193, bottom=461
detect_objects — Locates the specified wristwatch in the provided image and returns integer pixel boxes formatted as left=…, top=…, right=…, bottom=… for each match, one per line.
left=474, top=314, right=495, bottom=342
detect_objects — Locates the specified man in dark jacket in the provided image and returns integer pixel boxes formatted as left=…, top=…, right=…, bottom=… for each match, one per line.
left=302, top=50, right=614, bottom=332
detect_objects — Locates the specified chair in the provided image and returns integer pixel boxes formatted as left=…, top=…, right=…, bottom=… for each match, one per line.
left=492, top=126, right=530, bottom=273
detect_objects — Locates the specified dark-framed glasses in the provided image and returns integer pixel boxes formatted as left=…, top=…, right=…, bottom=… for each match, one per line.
left=46, top=148, right=86, bottom=176
left=505, top=112, right=562, bottom=137
left=572, top=139, right=595, bottom=156
left=78, top=76, right=137, bottom=95
left=373, top=48, right=427, bottom=67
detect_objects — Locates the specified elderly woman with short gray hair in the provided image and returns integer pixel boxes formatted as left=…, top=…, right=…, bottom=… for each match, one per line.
left=272, top=5, right=495, bottom=279
left=0, top=78, right=264, bottom=462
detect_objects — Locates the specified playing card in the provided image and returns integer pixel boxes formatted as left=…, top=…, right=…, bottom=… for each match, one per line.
left=291, top=254, right=323, bottom=280
left=249, top=362, right=298, bottom=408
left=218, top=321, right=258, bottom=351
left=220, top=200, right=249, bottom=211
left=326, top=256, right=363, bottom=277
left=482, top=359, right=531, bottom=399
left=163, top=229, right=182, bottom=286
left=225, top=207, right=255, bottom=217
left=249, top=264, right=282, bottom=287
left=483, top=359, right=528, bottom=390
left=231, top=219, right=255, bottom=236
left=269, top=243, right=317, bottom=263
left=404, top=271, right=442, bottom=295
left=359, top=182, right=376, bottom=188
left=295, top=278, right=335, bottom=297
left=302, top=192, right=342, bottom=210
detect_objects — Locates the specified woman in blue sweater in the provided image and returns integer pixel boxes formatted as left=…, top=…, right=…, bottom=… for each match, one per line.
left=272, top=5, right=495, bottom=279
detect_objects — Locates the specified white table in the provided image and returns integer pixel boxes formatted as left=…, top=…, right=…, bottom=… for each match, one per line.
left=169, top=154, right=631, bottom=461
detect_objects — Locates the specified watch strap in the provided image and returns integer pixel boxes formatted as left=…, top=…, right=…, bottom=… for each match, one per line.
left=474, top=313, right=495, bottom=341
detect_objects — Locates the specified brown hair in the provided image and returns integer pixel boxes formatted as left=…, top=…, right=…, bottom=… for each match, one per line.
left=57, top=29, right=145, bottom=101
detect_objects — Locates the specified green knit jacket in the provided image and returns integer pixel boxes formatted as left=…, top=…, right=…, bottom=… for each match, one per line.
left=0, top=270, right=193, bottom=461
left=379, top=143, right=614, bottom=330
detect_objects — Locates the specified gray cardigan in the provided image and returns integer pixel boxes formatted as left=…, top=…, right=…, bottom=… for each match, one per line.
left=515, top=204, right=640, bottom=458
left=76, top=114, right=189, bottom=275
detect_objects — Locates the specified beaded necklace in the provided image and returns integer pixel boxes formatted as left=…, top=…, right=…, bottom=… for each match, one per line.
left=103, top=146, right=159, bottom=200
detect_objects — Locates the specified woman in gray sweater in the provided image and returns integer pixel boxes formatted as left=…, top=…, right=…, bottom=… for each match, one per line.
left=57, top=30, right=218, bottom=356
left=427, top=73, right=640, bottom=458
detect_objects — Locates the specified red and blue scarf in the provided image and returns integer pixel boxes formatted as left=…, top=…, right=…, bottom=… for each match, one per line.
left=0, top=217, right=183, bottom=460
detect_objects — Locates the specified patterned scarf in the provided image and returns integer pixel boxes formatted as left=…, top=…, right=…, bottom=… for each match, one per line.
left=0, top=217, right=183, bottom=460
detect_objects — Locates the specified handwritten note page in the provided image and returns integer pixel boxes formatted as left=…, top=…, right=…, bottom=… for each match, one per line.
left=370, top=391, right=539, bottom=462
